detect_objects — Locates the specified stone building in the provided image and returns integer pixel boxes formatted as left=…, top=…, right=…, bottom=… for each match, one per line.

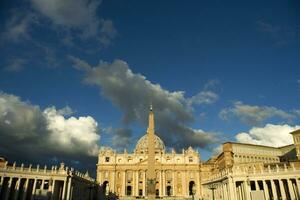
left=97, top=107, right=300, bottom=200
left=0, top=158, right=97, bottom=200
left=201, top=142, right=300, bottom=200
left=97, top=108, right=201, bottom=199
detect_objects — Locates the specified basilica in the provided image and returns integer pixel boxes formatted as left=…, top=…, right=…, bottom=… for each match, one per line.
left=97, top=108, right=300, bottom=200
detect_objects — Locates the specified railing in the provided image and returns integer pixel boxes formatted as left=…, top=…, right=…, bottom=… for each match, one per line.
left=0, top=161, right=94, bottom=182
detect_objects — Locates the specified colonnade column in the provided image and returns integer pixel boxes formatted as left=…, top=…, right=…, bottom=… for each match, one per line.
left=31, top=179, right=37, bottom=200
left=296, top=179, right=300, bottom=198
left=263, top=180, right=269, bottom=200
left=279, top=179, right=286, bottom=199
left=287, top=179, right=296, bottom=200
left=228, top=178, right=236, bottom=200
left=271, top=180, right=278, bottom=200
left=243, top=180, right=251, bottom=200
left=61, top=179, right=67, bottom=200
left=22, top=179, right=29, bottom=200
left=14, top=178, right=20, bottom=200
left=66, top=178, right=72, bottom=200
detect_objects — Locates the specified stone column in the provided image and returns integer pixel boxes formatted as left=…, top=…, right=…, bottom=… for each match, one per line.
left=296, top=179, right=300, bottom=199
left=159, top=171, right=162, bottom=197
left=228, top=178, right=237, bottom=200
left=162, top=170, right=165, bottom=196
left=143, top=171, right=146, bottom=196
left=172, top=171, right=175, bottom=196
left=61, top=179, right=67, bottom=200
left=279, top=179, right=287, bottom=200
left=263, top=180, right=270, bottom=200
left=22, top=179, right=29, bottom=200
left=14, top=178, right=20, bottom=200
left=31, top=179, right=37, bottom=200
left=136, top=171, right=139, bottom=196
left=223, top=183, right=228, bottom=200
left=0, top=176, right=3, bottom=195
left=243, top=180, right=251, bottom=200
left=4, top=177, right=12, bottom=200
left=287, top=179, right=296, bottom=200
left=255, top=180, right=260, bottom=190
left=66, top=178, right=72, bottom=200
left=271, top=180, right=278, bottom=200
left=122, top=171, right=126, bottom=196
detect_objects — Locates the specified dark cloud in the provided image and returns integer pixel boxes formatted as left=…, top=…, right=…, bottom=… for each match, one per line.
left=70, top=57, right=219, bottom=150
left=0, top=92, right=100, bottom=174
left=112, top=128, right=132, bottom=150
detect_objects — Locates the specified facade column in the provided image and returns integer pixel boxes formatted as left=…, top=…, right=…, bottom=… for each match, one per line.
left=279, top=179, right=287, bottom=200
left=143, top=171, right=146, bottom=196
left=162, top=170, right=165, bottom=196
left=66, top=178, right=72, bottom=200
left=271, top=180, right=278, bottom=200
left=136, top=171, right=139, bottom=196
left=122, top=171, right=126, bottom=196
left=287, top=179, right=296, bottom=200
left=172, top=171, right=175, bottom=196
left=159, top=171, right=162, bottom=197
left=263, top=180, right=270, bottom=200
left=111, top=171, right=115, bottom=193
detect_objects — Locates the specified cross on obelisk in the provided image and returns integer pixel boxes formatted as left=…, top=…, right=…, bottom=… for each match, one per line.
left=147, top=104, right=156, bottom=200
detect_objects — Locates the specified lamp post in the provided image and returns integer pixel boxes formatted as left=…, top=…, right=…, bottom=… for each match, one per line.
left=208, top=184, right=217, bottom=200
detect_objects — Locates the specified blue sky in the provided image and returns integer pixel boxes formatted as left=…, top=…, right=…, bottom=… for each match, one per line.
left=0, top=0, right=300, bottom=174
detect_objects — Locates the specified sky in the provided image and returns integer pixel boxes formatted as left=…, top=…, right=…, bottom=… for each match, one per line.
left=0, top=0, right=300, bottom=176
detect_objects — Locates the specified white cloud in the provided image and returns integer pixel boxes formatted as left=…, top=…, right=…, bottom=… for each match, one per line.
left=235, top=124, right=299, bottom=147
left=44, top=107, right=100, bottom=156
left=0, top=92, right=100, bottom=164
left=70, top=57, right=219, bottom=150
left=188, top=91, right=218, bottom=106
left=219, top=101, right=294, bottom=125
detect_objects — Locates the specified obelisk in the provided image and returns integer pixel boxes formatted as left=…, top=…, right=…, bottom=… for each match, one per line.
left=147, top=105, right=156, bottom=200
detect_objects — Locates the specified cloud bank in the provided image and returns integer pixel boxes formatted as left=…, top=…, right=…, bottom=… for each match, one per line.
left=0, top=92, right=100, bottom=166
left=236, top=124, right=299, bottom=147
left=70, top=56, right=218, bottom=150
left=219, top=101, right=294, bottom=126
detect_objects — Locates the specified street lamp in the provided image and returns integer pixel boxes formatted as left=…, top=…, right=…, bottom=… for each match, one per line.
left=208, top=184, right=217, bottom=200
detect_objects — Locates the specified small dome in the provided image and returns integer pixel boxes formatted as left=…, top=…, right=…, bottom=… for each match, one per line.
left=135, top=134, right=165, bottom=153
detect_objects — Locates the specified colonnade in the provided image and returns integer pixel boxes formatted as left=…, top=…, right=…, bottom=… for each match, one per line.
left=0, top=176, right=68, bottom=200
left=203, top=177, right=300, bottom=200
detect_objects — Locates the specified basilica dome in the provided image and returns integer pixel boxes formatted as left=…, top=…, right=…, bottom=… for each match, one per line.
left=135, top=133, right=165, bottom=154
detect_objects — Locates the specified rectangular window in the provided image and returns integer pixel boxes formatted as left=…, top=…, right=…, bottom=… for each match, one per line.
left=105, top=157, right=110, bottom=162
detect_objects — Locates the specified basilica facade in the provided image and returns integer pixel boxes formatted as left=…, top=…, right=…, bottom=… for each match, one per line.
left=97, top=108, right=300, bottom=200
left=97, top=112, right=201, bottom=198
